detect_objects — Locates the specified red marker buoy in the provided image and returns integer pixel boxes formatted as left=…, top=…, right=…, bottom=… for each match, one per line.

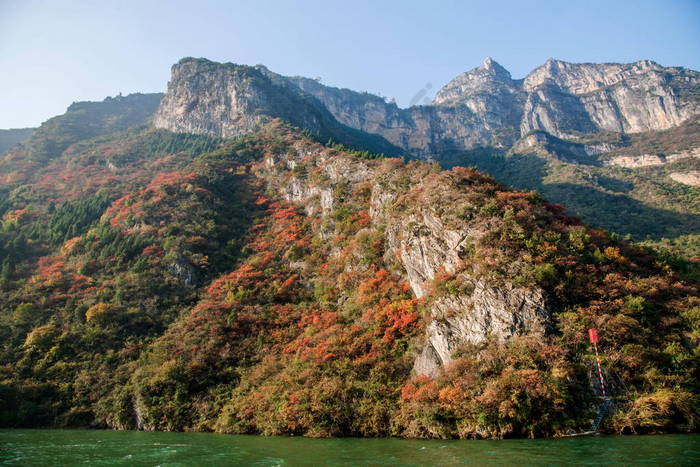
left=588, top=328, right=599, bottom=344
left=588, top=328, right=607, bottom=398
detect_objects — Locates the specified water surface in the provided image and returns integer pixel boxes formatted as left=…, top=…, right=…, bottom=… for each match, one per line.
left=1, top=429, right=699, bottom=466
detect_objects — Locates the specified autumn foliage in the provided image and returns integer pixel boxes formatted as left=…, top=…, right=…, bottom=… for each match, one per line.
left=0, top=122, right=697, bottom=439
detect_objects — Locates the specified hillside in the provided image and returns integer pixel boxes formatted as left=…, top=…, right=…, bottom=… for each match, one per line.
left=0, top=93, right=164, bottom=189
left=0, top=117, right=698, bottom=438
left=0, top=128, right=35, bottom=156
left=280, top=59, right=700, bottom=257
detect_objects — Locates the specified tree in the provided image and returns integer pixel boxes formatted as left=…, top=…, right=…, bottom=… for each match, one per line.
left=1, top=257, right=13, bottom=283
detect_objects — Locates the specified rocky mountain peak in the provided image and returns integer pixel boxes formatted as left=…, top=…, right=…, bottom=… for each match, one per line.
left=482, top=56, right=506, bottom=72
left=153, top=57, right=327, bottom=139
left=433, top=57, right=515, bottom=105
left=155, top=56, right=700, bottom=161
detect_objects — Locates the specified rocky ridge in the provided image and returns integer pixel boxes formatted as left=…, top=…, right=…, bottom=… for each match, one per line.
left=256, top=130, right=551, bottom=377
left=153, top=58, right=403, bottom=156
left=155, top=57, right=700, bottom=163
left=151, top=57, right=700, bottom=255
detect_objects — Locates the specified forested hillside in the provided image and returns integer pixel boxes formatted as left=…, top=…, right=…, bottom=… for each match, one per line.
left=0, top=120, right=697, bottom=439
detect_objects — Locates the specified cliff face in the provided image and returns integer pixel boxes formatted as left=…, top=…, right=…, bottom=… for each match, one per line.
left=154, top=57, right=699, bottom=161
left=153, top=58, right=404, bottom=156
left=153, top=58, right=329, bottom=138
left=287, top=70, right=516, bottom=158
left=287, top=58, right=700, bottom=158
left=519, top=59, right=700, bottom=137
left=257, top=132, right=551, bottom=378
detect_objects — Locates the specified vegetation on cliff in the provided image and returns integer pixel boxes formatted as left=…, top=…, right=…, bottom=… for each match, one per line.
left=0, top=120, right=697, bottom=438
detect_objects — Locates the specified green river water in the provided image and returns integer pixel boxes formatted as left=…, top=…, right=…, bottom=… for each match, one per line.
left=0, top=430, right=698, bottom=466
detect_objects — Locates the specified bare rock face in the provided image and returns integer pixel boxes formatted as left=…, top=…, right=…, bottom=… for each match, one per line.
left=154, top=58, right=404, bottom=158
left=414, top=283, right=548, bottom=377
left=286, top=79, right=493, bottom=159
left=670, top=171, right=700, bottom=187
left=257, top=138, right=551, bottom=378
left=166, top=257, right=200, bottom=286
left=520, top=59, right=700, bottom=137
left=154, top=57, right=699, bottom=162
left=286, top=58, right=700, bottom=160
left=372, top=190, right=549, bottom=377
left=432, top=57, right=524, bottom=132
left=607, top=154, right=666, bottom=168
left=153, top=58, right=328, bottom=138
left=606, top=147, right=700, bottom=168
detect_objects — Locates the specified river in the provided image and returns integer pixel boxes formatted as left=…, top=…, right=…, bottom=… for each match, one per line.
left=1, top=429, right=699, bottom=466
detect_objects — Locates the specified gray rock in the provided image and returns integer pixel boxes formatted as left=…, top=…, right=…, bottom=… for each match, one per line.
left=257, top=139, right=551, bottom=378
left=154, top=57, right=699, bottom=162
left=166, top=257, right=199, bottom=286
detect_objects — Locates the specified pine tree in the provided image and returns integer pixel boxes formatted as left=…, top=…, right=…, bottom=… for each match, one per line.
left=1, top=257, right=14, bottom=283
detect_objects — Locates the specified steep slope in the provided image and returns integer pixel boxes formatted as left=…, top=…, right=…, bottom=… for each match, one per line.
left=284, top=59, right=700, bottom=256
left=0, top=121, right=697, bottom=439
left=154, top=58, right=403, bottom=157
left=520, top=59, right=699, bottom=136
left=0, top=93, right=164, bottom=188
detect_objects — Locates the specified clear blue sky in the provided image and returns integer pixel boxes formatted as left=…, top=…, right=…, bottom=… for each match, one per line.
left=1, top=0, right=699, bottom=128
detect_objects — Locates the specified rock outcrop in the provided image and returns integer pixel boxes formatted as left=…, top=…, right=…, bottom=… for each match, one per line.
left=257, top=135, right=550, bottom=377
left=153, top=58, right=402, bottom=156
left=670, top=170, right=700, bottom=187
left=154, top=57, right=699, bottom=162
left=607, top=147, right=700, bottom=168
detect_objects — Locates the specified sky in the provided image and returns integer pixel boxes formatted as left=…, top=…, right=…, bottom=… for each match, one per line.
left=1, top=0, right=699, bottom=128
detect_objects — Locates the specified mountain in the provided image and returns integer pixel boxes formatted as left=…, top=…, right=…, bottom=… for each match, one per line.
left=285, top=57, right=700, bottom=157
left=154, top=58, right=403, bottom=157
left=24, top=93, right=164, bottom=160
left=0, top=128, right=35, bottom=156
left=0, top=93, right=165, bottom=189
left=154, top=57, right=700, bottom=256
left=0, top=57, right=698, bottom=439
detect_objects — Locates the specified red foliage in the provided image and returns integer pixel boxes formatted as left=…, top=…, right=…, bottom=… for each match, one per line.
left=381, top=299, right=420, bottom=342
left=141, top=245, right=164, bottom=257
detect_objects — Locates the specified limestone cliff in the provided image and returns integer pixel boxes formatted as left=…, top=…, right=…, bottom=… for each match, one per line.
left=256, top=134, right=551, bottom=377
left=153, top=58, right=402, bottom=156
left=519, top=59, right=700, bottom=137
left=288, top=58, right=700, bottom=159
left=154, top=57, right=699, bottom=162
left=154, top=58, right=332, bottom=138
